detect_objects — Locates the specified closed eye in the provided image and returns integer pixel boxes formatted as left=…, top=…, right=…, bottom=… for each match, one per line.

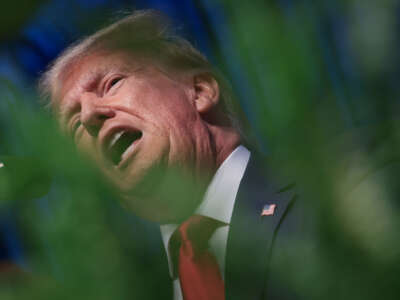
left=72, top=120, right=81, bottom=135
left=69, top=116, right=82, bottom=139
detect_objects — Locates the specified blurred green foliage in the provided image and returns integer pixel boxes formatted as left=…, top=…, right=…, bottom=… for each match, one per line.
left=1, top=1, right=400, bottom=299
left=221, top=1, right=400, bottom=299
left=0, top=93, right=155, bottom=299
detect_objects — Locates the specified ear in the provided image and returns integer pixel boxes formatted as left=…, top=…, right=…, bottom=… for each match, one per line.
left=193, top=73, right=220, bottom=114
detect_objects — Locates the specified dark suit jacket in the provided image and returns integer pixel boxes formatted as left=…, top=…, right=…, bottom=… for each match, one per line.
left=153, top=153, right=309, bottom=300
left=141, top=122, right=400, bottom=299
left=225, top=154, right=310, bottom=300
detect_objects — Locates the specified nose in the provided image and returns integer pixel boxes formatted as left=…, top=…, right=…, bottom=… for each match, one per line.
left=80, top=92, right=115, bottom=136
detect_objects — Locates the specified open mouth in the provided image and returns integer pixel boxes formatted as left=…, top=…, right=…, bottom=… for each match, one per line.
left=106, top=130, right=142, bottom=166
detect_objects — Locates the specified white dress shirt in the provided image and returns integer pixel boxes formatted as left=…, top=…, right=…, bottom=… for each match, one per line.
left=160, top=145, right=251, bottom=300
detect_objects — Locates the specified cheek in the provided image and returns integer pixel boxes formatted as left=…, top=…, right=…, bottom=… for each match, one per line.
left=76, top=133, right=100, bottom=159
left=134, top=77, right=194, bottom=111
left=158, top=90, right=198, bottom=125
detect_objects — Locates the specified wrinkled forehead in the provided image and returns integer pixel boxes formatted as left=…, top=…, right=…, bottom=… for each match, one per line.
left=52, top=51, right=144, bottom=112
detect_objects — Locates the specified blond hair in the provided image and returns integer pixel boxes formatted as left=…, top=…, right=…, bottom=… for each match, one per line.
left=39, top=9, right=247, bottom=135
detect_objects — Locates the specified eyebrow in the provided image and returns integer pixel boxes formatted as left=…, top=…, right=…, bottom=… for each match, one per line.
left=58, top=70, right=104, bottom=120
left=58, top=64, right=145, bottom=122
left=79, top=64, right=131, bottom=93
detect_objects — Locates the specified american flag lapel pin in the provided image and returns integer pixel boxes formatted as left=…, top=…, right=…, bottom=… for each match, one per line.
left=261, top=204, right=276, bottom=216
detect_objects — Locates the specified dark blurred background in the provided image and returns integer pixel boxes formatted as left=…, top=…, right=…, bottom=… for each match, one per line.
left=1, top=0, right=400, bottom=299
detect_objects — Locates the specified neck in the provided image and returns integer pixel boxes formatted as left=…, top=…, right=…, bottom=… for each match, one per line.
left=210, top=124, right=241, bottom=169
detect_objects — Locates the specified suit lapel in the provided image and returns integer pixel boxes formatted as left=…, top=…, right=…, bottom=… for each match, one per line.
left=225, top=155, right=296, bottom=300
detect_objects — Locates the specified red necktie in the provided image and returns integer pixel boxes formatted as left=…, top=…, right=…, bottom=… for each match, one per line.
left=169, top=215, right=225, bottom=300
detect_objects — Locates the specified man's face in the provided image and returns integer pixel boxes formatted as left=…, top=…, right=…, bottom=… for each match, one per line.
left=56, top=51, right=215, bottom=221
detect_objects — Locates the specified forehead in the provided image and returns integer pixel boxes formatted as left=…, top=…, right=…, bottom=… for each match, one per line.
left=54, top=51, right=139, bottom=109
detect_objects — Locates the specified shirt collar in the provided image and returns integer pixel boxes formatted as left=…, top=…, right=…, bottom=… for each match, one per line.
left=161, top=145, right=250, bottom=235
left=160, top=145, right=251, bottom=277
left=195, top=145, right=250, bottom=224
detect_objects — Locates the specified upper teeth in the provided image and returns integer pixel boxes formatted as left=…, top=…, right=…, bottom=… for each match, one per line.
left=121, top=144, right=134, bottom=162
left=108, top=131, right=124, bottom=149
